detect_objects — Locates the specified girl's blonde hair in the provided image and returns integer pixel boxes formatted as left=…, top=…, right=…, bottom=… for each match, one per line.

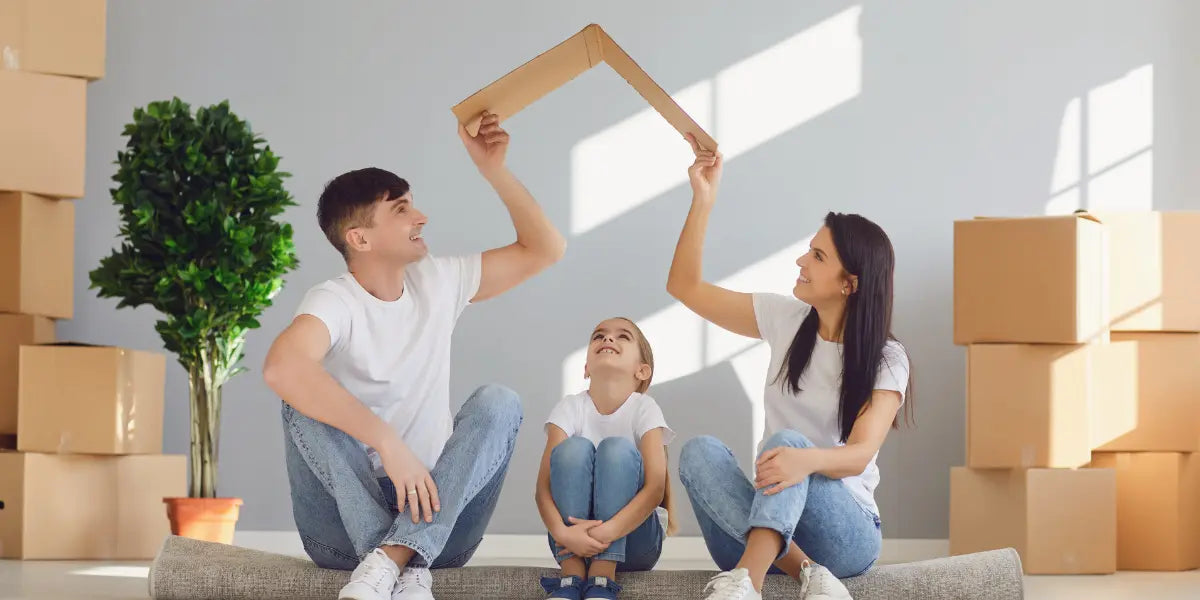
left=612, top=317, right=678, bottom=536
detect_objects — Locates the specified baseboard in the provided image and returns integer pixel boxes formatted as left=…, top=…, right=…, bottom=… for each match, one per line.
left=231, top=531, right=949, bottom=566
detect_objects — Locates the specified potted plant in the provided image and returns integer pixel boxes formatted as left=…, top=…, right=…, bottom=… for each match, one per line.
left=89, top=98, right=299, bottom=544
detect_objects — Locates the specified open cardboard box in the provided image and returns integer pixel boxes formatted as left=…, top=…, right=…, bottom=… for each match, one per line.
left=451, top=24, right=717, bottom=151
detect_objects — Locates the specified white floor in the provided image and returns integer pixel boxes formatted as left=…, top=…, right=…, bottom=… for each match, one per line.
left=3, top=536, right=1199, bottom=599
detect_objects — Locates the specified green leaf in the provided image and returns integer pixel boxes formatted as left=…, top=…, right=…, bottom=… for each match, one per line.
left=87, top=97, right=300, bottom=386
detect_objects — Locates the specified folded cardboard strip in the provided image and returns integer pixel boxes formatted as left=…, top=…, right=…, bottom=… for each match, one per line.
left=452, top=24, right=717, bottom=151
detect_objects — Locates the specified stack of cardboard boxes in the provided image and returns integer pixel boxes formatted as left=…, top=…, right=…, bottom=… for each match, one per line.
left=949, top=211, right=1200, bottom=574
left=0, top=0, right=186, bottom=560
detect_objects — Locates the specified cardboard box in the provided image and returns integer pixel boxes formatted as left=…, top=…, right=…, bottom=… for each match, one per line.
left=452, top=24, right=717, bottom=151
left=949, top=466, right=1116, bottom=574
left=1095, top=333, right=1200, bottom=452
left=0, top=451, right=186, bottom=559
left=0, top=70, right=87, bottom=198
left=954, top=214, right=1108, bottom=344
left=0, top=314, right=54, bottom=435
left=0, top=0, right=107, bottom=79
left=1088, top=453, right=1200, bottom=571
left=0, top=192, right=74, bottom=319
left=1099, top=211, right=1200, bottom=332
left=966, top=341, right=1137, bottom=468
left=18, top=344, right=165, bottom=455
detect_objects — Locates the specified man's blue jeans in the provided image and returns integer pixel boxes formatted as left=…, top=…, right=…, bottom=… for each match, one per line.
left=282, top=384, right=522, bottom=570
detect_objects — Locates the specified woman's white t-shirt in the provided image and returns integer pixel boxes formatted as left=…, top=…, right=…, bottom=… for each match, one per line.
left=753, top=293, right=910, bottom=517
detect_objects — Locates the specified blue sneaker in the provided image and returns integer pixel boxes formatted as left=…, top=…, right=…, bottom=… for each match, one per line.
left=541, top=575, right=586, bottom=600
left=583, top=576, right=622, bottom=600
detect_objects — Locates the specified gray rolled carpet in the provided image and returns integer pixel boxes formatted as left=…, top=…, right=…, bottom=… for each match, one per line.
left=148, top=535, right=1024, bottom=600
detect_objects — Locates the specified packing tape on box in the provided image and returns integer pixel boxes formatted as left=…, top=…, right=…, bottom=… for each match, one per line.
left=2, top=46, right=17, bottom=70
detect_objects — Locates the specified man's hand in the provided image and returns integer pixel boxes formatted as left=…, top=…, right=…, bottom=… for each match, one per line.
left=755, top=447, right=815, bottom=495
left=555, top=517, right=609, bottom=558
left=458, top=111, right=510, bottom=176
left=685, top=132, right=723, bottom=204
left=377, top=437, right=440, bottom=523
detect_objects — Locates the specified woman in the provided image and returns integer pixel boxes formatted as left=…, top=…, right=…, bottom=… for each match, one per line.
left=667, top=135, right=913, bottom=600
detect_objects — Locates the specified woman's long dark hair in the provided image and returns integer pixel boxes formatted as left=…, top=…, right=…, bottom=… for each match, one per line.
left=774, top=212, right=914, bottom=442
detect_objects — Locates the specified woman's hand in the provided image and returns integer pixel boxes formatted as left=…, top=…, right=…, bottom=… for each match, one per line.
left=685, top=133, right=723, bottom=204
left=754, top=447, right=816, bottom=495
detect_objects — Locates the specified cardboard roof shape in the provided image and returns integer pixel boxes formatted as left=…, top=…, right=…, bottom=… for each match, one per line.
left=452, top=24, right=717, bottom=152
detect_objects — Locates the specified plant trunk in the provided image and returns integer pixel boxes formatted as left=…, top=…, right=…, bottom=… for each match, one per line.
left=188, top=347, right=222, bottom=498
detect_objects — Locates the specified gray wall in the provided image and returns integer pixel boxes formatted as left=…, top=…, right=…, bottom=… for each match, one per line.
left=61, top=0, right=1200, bottom=538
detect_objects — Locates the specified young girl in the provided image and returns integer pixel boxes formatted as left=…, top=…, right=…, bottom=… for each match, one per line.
left=535, top=317, right=676, bottom=600
left=668, top=135, right=913, bottom=600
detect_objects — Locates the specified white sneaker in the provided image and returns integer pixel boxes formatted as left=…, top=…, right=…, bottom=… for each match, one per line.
left=339, top=548, right=400, bottom=600
left=702, top=568, right=761, bottom=600
left=798, top=562, right=852, bottom=599
left=391, top=567, right=435, bottom=600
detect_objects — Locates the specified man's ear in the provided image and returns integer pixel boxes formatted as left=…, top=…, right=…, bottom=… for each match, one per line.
left=345, top=227, right=370, bottom=253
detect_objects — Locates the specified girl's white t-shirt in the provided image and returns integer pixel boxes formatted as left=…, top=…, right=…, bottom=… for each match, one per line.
left=545, top=391, right=675, bottom=447
left=752, top=292, right=910, bottom=517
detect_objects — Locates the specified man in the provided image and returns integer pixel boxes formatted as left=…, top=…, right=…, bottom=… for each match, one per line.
left=263, top=112, right=566, bottom=600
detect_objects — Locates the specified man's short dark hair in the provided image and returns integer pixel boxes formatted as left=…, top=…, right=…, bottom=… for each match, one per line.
left=316, top=167, right=410, bottom=258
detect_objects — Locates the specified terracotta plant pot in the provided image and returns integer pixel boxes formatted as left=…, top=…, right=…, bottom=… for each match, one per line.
left=164, top=497, right=243, bottom=544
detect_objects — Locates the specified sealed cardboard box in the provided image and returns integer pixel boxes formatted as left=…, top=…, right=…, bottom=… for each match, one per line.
left=0, top=192, right=75, bottom=319
left=0, top=451, right=185, bottom=559
left=954, top=214, right=1108, bottom=344
left=1088, top=452, right=1200, bottom=571
left=0, top=70, right=87, bottom=198
left=1098, top=211, right=1200, bottom=332
left=949, top=466, right=1116, bottom=574
left=0, top=314, right=54, bottom=435
left=18, top=344, right=164, bottom=455
left=966, top=341, right=1136, bottom=468
left=452, top=23, right=716, bottom=150
left=0, top=0, right=107, bottom=79
left=1095, top=333, right=1200, bottom=452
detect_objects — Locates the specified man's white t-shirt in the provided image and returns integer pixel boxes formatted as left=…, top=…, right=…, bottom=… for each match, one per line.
left=545, top=391, right=676, bottom=447
left=752, top=293, right=909, bottom=517
left=294, top=253, right=482, bottom=475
